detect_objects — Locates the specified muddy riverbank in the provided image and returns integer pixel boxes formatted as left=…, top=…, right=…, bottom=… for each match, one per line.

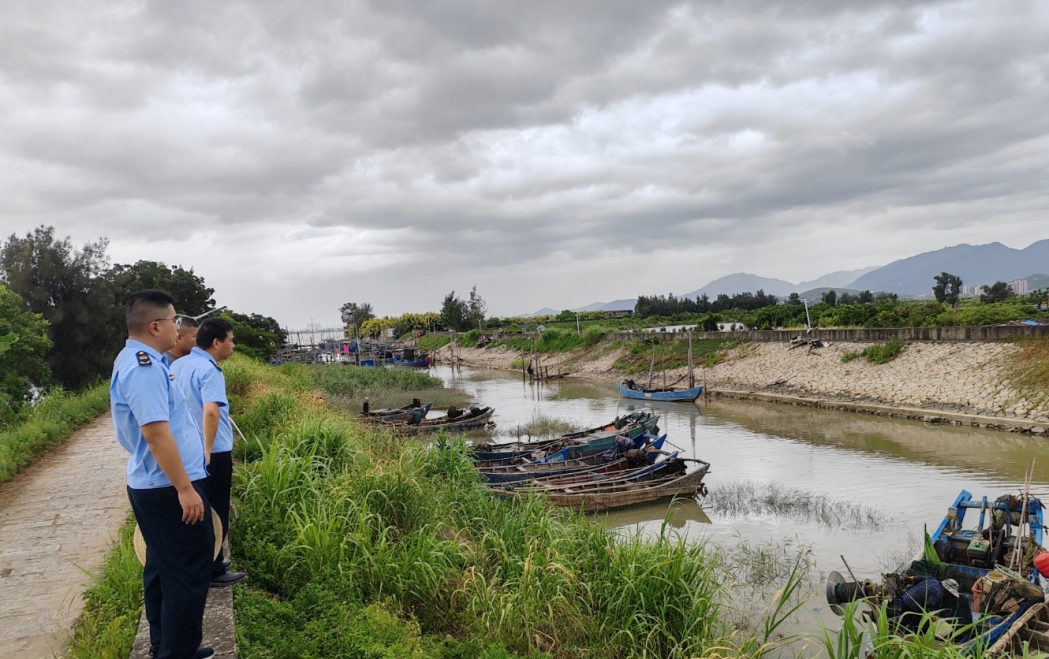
left=435, top=339, right=1049, bottom=436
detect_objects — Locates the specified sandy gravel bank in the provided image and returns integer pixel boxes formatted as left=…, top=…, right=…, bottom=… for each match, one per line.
left=435, top=339, right=1048, bottom=435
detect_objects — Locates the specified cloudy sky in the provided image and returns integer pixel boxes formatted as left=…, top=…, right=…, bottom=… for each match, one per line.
left=3, top=0, right=1048, bottom=326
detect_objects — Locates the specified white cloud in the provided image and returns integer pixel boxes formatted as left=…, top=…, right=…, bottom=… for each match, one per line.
left=2, top=0, right=1048, bottom=323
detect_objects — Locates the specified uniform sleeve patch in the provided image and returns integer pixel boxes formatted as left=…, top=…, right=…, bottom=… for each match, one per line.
left=136, top=351, right=152, bottom=366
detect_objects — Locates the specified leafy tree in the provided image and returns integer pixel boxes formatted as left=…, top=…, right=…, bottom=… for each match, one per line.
left=467, top=286, right=487, bottom=329
left=822, top=290, right=837, bottom=306
left=0, top=285, right=52, bottom=420
left=980, top=281, right=1014, bottom=304
left=440, top=291, right=470, bottom=331
left=220, top=311, right=286, bottom=361
left=838, top=292, right=856, bottom=305
left=932, top=272, right=963, bottom=306
left=109, top=261, right=215, bottom=316
left=0, top=227, right=122, bottom=390
left=339, top=302, right=374, bottom=331
left=787, top=292, right=802, bottom=305
left=858, top=290, right=874, bottom=304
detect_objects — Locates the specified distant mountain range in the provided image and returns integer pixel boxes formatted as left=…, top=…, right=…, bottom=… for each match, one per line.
left=519, top=239, right=1048, bottom=316
left=849, top=240, right=1049, bottom=294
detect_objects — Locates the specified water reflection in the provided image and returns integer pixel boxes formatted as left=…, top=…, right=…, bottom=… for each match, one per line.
left=433, top=365, right=1049, bottom=579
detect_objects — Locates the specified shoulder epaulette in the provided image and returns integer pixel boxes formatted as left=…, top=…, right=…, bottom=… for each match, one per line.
left=136, top=351, right=152, bottom=366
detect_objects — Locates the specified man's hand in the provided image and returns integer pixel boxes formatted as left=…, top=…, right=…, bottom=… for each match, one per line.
left=178, top=486, right=205, bottom=524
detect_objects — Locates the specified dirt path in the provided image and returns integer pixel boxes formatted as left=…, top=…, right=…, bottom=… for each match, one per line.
left=0, top=413, right=129, bottom=658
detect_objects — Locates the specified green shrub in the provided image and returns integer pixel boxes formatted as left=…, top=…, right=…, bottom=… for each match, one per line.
left=840, top=350, right=860, bottom=363
left=582, top=325, right=606, bottom=347
left=454, top=329, right=480, bottom=347
left=861, top=339, right=905, bottom=364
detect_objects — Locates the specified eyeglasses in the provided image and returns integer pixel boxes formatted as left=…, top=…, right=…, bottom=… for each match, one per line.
left=153, top=316, right=182, bottom=330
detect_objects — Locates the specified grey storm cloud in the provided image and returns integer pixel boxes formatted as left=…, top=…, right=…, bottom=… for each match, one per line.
left=1, top=0, right=1048, bottom=322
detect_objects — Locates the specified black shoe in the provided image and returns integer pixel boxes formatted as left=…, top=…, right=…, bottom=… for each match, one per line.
left=221, top=558, right=232, bottom=570
left=194, top=649, right=215, bottom=659
left=210, top=571, right=247, bottom=588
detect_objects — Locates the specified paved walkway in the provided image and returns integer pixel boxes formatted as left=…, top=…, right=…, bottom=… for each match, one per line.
left=0, top=413, right=129, bottom=658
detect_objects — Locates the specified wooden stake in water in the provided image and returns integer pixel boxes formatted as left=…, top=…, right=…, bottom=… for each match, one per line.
left=647, top=346, right=656, bottom=389
left=687, top=332, right=695, bottom=389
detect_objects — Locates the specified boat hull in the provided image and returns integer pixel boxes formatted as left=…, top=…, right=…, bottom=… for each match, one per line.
left=618, top=383, right=703, bottom=402
left=506, top=461, right=710, bottom=513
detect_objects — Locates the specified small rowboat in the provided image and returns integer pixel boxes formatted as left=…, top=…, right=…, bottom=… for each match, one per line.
left=358, top=401, right=432, bottom=423
left=385, top=407, right=495, bottom=434
left=496, top=457, right=711, bottom=512
left=618, top=379, right=703, bottom=402
left=470, top=411, right=659, bottom=463
left=479, top=434, right=666, bottom=484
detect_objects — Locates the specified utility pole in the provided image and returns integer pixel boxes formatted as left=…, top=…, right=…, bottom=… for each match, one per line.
left=803, top=299, right=812, bottom=331
left=575, top=312, right=581, bottom=335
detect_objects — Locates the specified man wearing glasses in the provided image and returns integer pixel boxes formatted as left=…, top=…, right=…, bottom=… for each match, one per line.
left=163, top=315, right=200, bottom=364
left=110, top=290, right=215, bottom=659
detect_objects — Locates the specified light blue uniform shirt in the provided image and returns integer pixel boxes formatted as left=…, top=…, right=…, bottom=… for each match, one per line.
left=110, top=339, right=209, bottom=489
left=171, top=346, right=233, bottom=454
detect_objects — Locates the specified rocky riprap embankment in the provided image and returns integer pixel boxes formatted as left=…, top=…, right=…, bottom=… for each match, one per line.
left=436, top=339, right=1048, bottom=433
left=705, top=341, right=1047, bottom=425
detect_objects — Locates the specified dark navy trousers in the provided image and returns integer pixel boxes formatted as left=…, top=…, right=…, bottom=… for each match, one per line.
left=128, top=481, right=213, bottom=659
left=203, top=450, right=232, bottom=577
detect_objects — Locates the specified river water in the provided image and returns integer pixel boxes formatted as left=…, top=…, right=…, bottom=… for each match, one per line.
left=430, top=364, right=1049, bottom=632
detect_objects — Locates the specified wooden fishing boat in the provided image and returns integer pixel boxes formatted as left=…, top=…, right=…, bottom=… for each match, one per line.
left=479, top=435, right=666, bottom=484
left=470, top=411, right=659, bottom=463
left=618, top=379, right=703, bottom=402
left=487, top=445, right=675, bottom=490
left=825, top=488, right=1048, bottom=654
left=386, top=406, right=495, bottom=434
left=496, top=457, right=711, bottom=512
left=358, top=401, right=432, bottom=423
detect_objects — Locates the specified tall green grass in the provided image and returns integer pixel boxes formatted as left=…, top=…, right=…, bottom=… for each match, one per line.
left=66, top=516, right=144, bottom=659
left=0, top=382, right=110, bottom=484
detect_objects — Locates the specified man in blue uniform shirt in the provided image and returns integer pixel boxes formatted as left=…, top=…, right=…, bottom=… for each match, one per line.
left=172, top=317, right=246, bottom=587
left=111, top=290, right=214, bottom=659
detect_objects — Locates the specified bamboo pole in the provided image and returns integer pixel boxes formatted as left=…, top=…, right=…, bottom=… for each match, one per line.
left=647, top=346, right=656, bottom=389
left=686, top=332, right=692, bottom=389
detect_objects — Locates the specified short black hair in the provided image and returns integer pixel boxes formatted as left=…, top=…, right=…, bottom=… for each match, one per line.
left=127, top=290, right=176, bottom=334
left=196, top=317, right=234, bottom=349
left=177, top=315, right=200, bottom=329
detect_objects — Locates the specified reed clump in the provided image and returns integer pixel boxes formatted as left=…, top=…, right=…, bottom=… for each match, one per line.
left=704, top=480, right=890, bottom=530
left=860, top=339, right=906, bottom=364
left=499, top=411, right=579, bottom=440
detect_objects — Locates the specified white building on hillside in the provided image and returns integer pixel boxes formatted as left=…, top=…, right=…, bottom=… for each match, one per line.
left=1009, top=279, right=1029, bottom=295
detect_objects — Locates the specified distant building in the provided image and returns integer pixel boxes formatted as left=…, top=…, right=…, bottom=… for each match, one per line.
left=1009, top=279, right=1029, bottom=295
left=603, top=309, right=633, bottom=318
left=717, top=322, right=748, bottom=332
